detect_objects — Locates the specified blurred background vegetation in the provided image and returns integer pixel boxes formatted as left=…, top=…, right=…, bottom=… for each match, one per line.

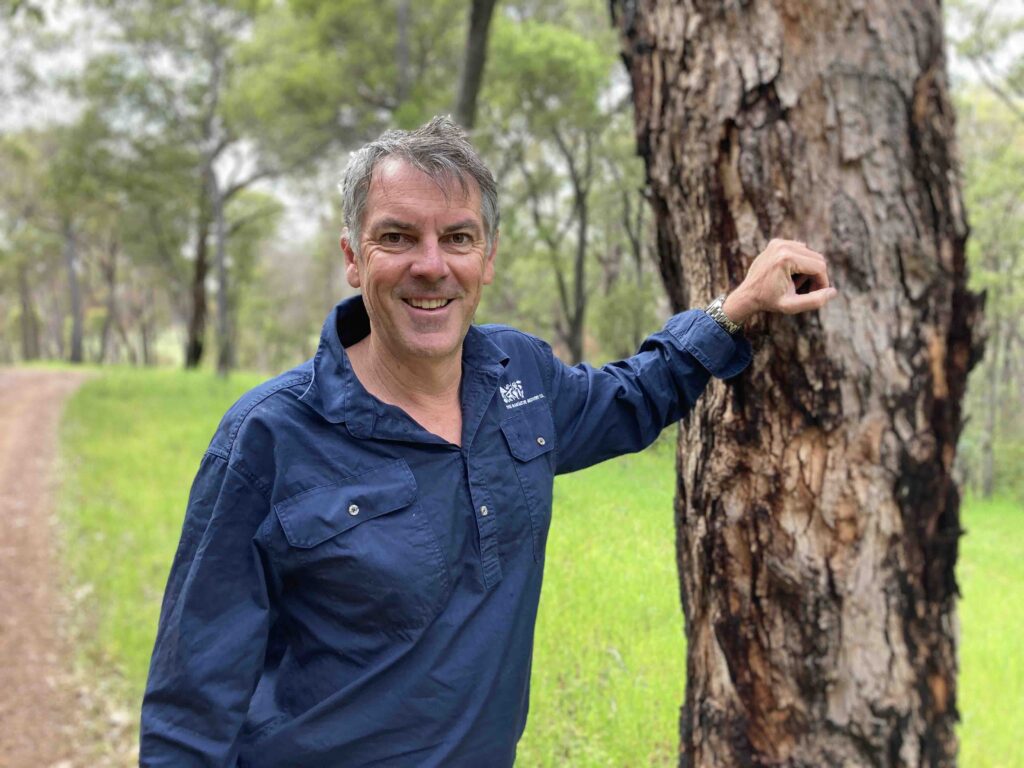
left=1, top=0, right=1018, bottom=499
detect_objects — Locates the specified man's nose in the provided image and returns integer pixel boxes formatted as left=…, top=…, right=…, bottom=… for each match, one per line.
left=409, top=238, right=451, bottom=281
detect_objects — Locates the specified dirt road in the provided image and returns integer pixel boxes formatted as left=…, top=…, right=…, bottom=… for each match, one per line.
left=0, top=368, right=91, bottom=768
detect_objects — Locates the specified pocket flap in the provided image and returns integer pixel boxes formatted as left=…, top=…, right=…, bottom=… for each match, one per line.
left=500, top=406, right=555, bottom=462
left=274, top=459, right=417, bottom=549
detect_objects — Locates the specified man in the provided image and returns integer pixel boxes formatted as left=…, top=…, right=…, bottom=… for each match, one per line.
left=140, top=116, right=835, bottom=766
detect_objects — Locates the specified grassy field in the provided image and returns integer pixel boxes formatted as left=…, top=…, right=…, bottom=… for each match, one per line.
left=57, top=368, right=1022, bottom=765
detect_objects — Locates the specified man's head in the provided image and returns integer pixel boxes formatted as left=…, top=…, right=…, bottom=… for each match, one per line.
left=339, top=116, right=500, bottom=256
left=338, top=116, right=500, bottom=365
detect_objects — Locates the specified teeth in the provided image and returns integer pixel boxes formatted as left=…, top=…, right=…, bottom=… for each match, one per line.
left=407, top=298, right=450, bottom=310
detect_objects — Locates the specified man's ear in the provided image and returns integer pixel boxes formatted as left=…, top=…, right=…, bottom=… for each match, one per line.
left=341, top=229, right=361, bottom=289
left=482, top=229, right=499, bottom=285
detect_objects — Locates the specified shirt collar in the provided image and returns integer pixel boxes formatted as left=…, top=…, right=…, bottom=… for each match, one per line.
left=297, top=294, right=510, bottom=430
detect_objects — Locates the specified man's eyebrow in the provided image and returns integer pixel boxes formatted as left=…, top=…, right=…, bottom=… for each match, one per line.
left=441, top=219, right=483, bottom=235
left=369, top=217, right=417, bottom=233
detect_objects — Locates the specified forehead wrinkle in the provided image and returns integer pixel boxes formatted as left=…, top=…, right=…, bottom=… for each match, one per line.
left=371, top=157, right=478, bottom=210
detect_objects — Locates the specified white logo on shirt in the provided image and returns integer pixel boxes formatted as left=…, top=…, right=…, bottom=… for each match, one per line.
left=500, top=380, right=525, bottom=404
left=499, top=379, right=545, bottom=409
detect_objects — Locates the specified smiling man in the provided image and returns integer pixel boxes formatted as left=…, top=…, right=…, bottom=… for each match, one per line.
left=140, top=117, right=836, bottom=766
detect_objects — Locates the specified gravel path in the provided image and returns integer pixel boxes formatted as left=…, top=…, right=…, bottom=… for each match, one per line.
left=0, top=368, right=91, bottom=768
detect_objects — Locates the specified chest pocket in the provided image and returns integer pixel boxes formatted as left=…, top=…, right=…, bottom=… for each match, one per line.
left=500, top=404, right=556, bottom=561
left=273, top=459, right=451, bottom=635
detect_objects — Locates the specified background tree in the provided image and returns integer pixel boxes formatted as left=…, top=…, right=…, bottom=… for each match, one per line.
left=455, top=0, right=500, bottom=129
left=613, top=0, right=982, bottom=765
left=480, top=13, right=635, bottom=362
left=956, top=91, right=1024, bottom=500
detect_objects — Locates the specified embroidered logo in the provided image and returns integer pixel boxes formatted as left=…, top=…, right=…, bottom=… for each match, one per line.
left=499, top=379, right=546, bottom=409
left=500, top=380, right=525, bottom=404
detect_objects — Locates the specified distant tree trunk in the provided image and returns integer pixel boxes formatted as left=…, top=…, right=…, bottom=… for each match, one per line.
left=140, top=290, right=154, bottom=367
left=17, top=263, right=40, bottom=361
left=185, top=168, right=212, bottom=369
left=455, top=0, right=499, bottom=129
left=62, top=220, right=84, bottom=364
left=98, top=240, right=119, bottom=364
left=979, top=316, right=1000, bottom=497
left=214, top=183, right=234, bottom=377
left=614, top=1, right=983, bottom=766
left=396, top=0, right=411, bottom=104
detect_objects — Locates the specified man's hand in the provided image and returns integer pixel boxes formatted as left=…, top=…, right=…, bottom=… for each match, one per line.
left=721, top=239, right=837, bottom=325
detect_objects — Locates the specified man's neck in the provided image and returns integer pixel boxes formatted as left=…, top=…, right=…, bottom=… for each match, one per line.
left=346, top=334, right=462, bottom=417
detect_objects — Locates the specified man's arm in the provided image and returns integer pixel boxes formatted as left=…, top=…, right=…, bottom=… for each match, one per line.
left=548, top=239, right=836, bottom=474
left=140, top=452, right=273, bottom=767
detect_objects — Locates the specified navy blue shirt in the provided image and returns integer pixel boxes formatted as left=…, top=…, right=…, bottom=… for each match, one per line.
left=140, top=296, right=751, bottom=766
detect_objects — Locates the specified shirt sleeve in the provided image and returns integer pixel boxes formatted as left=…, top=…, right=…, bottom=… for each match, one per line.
left=140, top=452, right=273, bottom=767
left=549, top=309, right=752, bottom=474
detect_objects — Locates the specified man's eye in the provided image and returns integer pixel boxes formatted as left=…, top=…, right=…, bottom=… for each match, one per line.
left=381, top=233, right=406, bottom=244
left=448, top=233, right=470, bottom=245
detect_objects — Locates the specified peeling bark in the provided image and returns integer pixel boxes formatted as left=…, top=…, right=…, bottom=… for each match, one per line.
left=612, top=1, right=983, bottom=765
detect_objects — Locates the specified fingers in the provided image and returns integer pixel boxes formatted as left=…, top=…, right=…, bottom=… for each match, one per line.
left=787, top=252, right=830, bottom=288
left=779, top=286, right=838, bottom=314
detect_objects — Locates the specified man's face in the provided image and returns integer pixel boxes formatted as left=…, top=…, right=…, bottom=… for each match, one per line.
left=342, top=158, right=496, bottom=366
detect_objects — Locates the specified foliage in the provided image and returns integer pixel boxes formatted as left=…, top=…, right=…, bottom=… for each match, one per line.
left=955, top=89, right=1024, bottom=500
left=476, top=6, right=663, bottom=362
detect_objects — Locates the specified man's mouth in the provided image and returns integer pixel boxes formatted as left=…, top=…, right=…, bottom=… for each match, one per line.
left=404, top=298, right=453, bottom=310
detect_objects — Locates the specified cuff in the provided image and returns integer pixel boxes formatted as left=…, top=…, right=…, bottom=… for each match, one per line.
left=665, top=309, right=753, bottom=380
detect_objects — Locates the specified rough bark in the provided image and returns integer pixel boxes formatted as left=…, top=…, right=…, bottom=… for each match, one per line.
left=455, top=0, right=499, bottom=129
left=612, top=1, right=983, bottom=765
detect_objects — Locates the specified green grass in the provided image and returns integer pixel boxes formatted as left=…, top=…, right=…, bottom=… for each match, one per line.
left=516, top=437, right=683, bottom=766
left=56, top=368, right=1023, bottom=765
left=957, top=495, right=1024, bottom=768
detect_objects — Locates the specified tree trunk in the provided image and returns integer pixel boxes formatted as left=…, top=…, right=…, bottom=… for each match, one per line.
left=214, top=184, right=234, bottom=377
left=62, top=220, right=84, bottom=364
left=185, top=169, right=212, bottom=369
left=979, top=316, right=999, bottom=498
left=455, top=0, right=499, bottom=129
left=98, top=241, right=119, bottom=364
left=613, top=1, right=983, bottom=765
left=396, top=0, right=411, bottom=104
left=17, top=263, right=40, bottom=361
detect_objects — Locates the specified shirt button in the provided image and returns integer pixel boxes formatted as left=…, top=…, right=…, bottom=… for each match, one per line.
left=536, top=436, right=546, bottom=446
left=348, top=504, right=360, bottom=516
left=480, top=505, right=489, bottom=516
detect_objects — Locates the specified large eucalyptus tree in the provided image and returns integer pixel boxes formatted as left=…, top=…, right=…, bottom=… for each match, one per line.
left=612, top=1, right=982, bottom=764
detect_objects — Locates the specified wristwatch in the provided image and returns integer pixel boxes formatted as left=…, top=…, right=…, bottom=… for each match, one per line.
left=704, top=294, right=743, bottom=335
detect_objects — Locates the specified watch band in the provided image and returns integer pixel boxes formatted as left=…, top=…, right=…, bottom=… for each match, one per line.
left=704, top=294, right=742, bottom=335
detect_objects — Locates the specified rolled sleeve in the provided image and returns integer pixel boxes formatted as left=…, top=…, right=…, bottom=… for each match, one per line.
left=548, top=309, right=753, bottom=474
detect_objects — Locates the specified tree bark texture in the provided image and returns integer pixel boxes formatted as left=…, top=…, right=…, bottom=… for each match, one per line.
left=612, top=1, right=983, bottom=765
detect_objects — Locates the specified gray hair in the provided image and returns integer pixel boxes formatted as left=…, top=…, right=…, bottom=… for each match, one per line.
left=339, top=116, right=500, bottom=254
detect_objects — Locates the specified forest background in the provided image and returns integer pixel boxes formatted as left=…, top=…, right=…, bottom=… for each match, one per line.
left=1, top=0, right=1021, bottom=498
left=0, top=0, right=1022, bottom=763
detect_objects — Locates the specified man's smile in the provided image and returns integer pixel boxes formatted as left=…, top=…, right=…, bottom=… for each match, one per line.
left=403, top=297, right=455, bottom=311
